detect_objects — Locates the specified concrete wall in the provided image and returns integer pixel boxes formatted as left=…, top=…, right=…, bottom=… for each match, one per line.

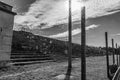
left=0, top=10, right=14, bottom=61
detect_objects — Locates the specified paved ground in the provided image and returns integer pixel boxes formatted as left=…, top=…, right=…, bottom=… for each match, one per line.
left=0, top=56, right=112, bottom=80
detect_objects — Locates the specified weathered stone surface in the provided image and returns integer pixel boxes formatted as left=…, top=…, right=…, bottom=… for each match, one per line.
left=0, top=1, right=15, bottom=64
left=0, top=60, right=11, bottom=68
left=54, top=74, right=74, bottom=80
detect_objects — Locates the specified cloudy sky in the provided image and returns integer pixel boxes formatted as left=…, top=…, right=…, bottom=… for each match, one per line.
left=1, top=0, right=120, bottom=47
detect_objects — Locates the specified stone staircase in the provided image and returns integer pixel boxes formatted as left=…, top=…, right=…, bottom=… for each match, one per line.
left=10, top=52, right=53, bottom=65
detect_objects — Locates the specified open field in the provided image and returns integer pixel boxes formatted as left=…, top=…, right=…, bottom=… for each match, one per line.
left=0, top=56, right=112, bottom=80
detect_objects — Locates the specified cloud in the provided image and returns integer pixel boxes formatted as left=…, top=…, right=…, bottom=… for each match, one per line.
left=14, top=0, right=120, bottom=30
left=48, top=24, right=99, bottom=38
left=112, top=33, right=120, bottom=37
left=116, top=34, right=120, bottom=36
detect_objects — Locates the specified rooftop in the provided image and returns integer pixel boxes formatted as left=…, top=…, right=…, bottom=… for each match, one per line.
left=0, top=1, right=16, bottom=15
left=0, top=1, right=12, bottom=11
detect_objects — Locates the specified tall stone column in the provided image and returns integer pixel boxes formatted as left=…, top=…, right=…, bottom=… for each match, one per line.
left=0, top=1, right=16, bottom=67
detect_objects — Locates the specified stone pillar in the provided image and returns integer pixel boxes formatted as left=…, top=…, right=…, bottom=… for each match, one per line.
left=0, top=1, right=16, bottom=67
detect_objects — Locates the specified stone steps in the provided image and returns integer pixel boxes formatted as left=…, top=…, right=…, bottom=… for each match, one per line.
left=10, top=60, right=53, bottom=65
left=10, top=53, right=53, bottom=65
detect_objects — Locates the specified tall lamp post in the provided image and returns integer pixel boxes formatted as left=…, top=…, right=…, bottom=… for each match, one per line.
left=65, top=0, right=72, bottom=80
left=81, top=6, right=86, bottom=80
left=112, top=39, right=115, bottom=65
left=68, top=0, right=72, bottom=70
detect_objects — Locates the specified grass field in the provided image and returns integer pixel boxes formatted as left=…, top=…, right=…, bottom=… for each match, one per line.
left=0, top=56, right=112, bottom=80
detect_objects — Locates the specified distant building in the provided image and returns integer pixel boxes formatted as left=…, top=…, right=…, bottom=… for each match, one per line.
left=0, top=1, right=16, bottom=67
